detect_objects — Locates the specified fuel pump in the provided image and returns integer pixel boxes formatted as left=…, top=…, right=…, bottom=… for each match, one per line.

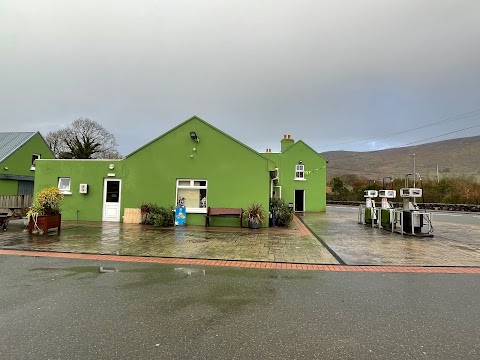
left=358, top=190, right=378, bottom=226
left=394, top=188, right=433, bottom=236
left=377, top=189, right=396, bottom=230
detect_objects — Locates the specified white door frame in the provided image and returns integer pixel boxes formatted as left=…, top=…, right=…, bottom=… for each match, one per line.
left=272, top=185, right=282, bottom=198
left=294, top=189, right=305, bottom=212
left=102, top=178, right=122, bottom=222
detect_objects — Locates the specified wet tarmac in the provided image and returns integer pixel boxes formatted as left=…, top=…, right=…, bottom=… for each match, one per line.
left=0, top=255, right=478, bottom=360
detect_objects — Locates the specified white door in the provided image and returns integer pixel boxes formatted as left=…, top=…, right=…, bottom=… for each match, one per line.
left=103, top=179, right=121, bottom=222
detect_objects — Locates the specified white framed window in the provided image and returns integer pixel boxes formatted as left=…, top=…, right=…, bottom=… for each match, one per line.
left=32, top=154, right=40, bottom=164
left=30, top=154, right=40, bottom=170
left=295, top=164, right=305, bottom=180
left=58, top=177, right=72, bottom=194
left=176, top=179, right=208, bottom=213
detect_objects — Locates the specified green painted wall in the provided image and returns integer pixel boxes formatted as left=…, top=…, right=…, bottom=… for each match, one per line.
left=0, top=179, right=18, bottom=195
left=263, top=141, right=327, bottom=212
left=33, top=117, right=271, bottom=226
left=34, top=160, right=124, bottom=221
left=0, top=133, right=54, bottom=195
left=123, top=117, right=271, bottom=226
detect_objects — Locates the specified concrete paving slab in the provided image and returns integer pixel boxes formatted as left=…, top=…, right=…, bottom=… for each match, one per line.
left=2, top=207, right=479, bottom=267
left=0, top=218, right=339, bottom=264
left=299, top=207, right=480, bottom=266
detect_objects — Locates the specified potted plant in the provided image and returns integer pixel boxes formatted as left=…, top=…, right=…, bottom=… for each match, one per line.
left=20, top=207, right=29, bottom=226
left=269, top=197, right=294, bottom=227
left=27, top=187, right=64, bottom=234
left=244, top=203, right=266, bottom=229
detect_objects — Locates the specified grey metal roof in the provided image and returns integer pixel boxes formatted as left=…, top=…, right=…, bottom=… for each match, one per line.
left=0, top=132, right=37, bottom=163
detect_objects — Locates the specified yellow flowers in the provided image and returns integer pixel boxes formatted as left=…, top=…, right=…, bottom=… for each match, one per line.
left=29, top=187, right=64, bottom=216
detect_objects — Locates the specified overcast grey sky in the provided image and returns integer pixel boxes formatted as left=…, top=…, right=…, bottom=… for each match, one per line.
left=1, top=0, right=479, bottom=156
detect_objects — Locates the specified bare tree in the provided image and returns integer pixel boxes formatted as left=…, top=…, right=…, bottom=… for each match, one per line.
left=45, top=118, right=121, bottom=159
left=45, top=128, right=70, bottom=158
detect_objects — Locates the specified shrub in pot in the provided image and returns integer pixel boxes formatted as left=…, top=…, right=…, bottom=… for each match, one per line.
left=27, top=187, right=64, bottom=234
left=270, top=197, right=293, bottom=227
left=244, top=203, right=266, bottom=229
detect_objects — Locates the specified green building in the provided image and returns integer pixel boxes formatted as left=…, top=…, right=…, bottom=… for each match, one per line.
left=33, top=117, right=327, bottom=226
left=0, top=132, right=54, bottom=197
left=261, top=134, right=327, bottom=212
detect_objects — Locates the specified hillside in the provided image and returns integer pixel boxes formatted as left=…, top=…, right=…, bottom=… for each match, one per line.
left=321, top=135, right=480, bottom=181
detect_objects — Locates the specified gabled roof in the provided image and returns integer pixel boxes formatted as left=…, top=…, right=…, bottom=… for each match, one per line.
left=126, top=116, right=271, bottom=163
left=282, top=139, right=328, bottom=162
left=0, top=132, right=37, bottom=163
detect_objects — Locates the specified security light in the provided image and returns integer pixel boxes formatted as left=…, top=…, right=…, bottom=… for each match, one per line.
left=189, top=131, right=199, bottom=142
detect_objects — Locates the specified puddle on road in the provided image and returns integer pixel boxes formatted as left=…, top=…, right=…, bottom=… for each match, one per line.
left=174, top=267, right=206, bottom=276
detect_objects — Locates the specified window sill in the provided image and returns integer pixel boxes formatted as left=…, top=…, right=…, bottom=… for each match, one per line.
left=294, top=178, right=306, bottom=181
left=59, top=191, right=72, bottom=195
left=185, top=208, right=207, bottom=214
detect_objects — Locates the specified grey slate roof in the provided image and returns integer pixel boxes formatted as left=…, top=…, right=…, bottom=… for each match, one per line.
left=0, top=132, right=37, bottom=163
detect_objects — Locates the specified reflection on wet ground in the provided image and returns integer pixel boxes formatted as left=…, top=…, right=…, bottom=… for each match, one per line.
left=299, top=211, right=480, bottom=266
left=0, top=220, right=338, bottom=264
left=1, top=209, right=479, bottom=266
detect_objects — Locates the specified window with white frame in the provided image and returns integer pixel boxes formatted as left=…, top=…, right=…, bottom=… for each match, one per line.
left=58, top=177, right=71, bottom=194
left=295, top=164, right=305, bottom=180
left=176, top=179, right=208, bottom=212
left=30, top=154, right=40, bottom=170
left=32, top=154, right=40, bottom=165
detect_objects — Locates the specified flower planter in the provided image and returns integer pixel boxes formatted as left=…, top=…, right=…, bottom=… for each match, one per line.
left=248, top=220, right=261, bottom=229
left=28, top=214, right=61, bottom=234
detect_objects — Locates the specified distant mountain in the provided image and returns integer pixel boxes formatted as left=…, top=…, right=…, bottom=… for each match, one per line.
left=321, top=135, right=480, bottom=181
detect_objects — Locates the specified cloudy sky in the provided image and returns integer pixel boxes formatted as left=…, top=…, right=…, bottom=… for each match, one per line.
left=1, top=0, right=479, bottom=156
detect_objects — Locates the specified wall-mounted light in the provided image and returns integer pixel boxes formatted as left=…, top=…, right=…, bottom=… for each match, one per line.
left=189, top=131, right=199, bottom=142
left=30, top=165, right=35, bottom=171
left=109, top=164, right=115, bottom=170
left=4, top=167, right=8, bottom=170
left=298, top=160, right=303, bottom=164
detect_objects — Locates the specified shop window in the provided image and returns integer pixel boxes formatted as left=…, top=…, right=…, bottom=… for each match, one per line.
left=176, top=179, right=207, bottom=213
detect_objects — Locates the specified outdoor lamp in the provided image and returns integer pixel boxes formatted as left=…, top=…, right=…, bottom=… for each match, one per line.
left=189, top=131, right=199, bottom=142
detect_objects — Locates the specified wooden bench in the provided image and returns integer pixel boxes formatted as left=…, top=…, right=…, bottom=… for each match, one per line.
left=205, top=207, right=243, bottom=227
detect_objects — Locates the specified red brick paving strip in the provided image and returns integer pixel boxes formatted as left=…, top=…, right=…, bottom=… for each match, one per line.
left=293, top=215, right=312, bottom=236
left=0, top=249, right=479, bottom=274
